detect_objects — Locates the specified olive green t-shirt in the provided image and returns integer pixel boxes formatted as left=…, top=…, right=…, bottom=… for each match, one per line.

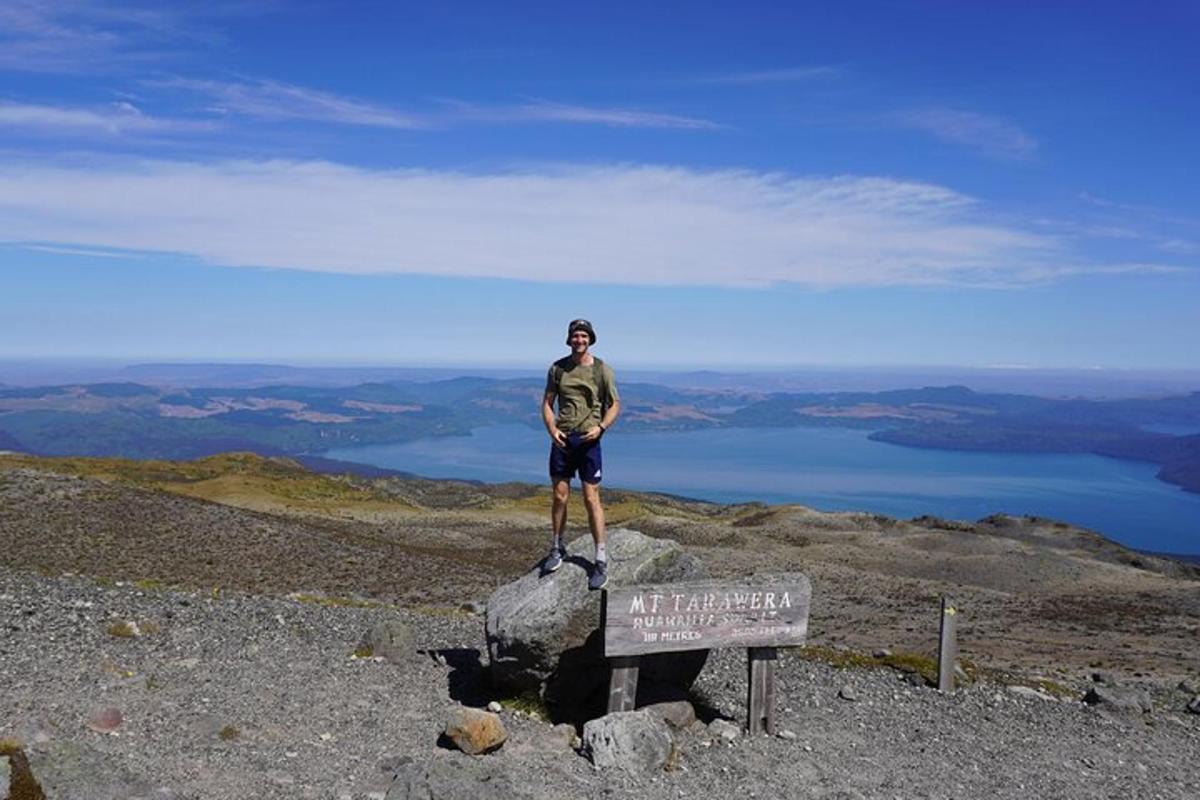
left=546, top=356, right=619, bottom=433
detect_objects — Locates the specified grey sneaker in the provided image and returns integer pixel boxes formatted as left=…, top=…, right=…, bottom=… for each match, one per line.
left=542, top=545, right=565, bottom=574
left=588, top=560, right=609, bottom=591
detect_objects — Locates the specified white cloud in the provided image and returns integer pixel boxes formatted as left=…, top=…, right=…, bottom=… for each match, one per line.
left=0, top=100, right=213, bottom=134
left=154, top=78, right=430, bottom=129
left=1160, top=239, right=1199, bottom=255
left=698, top=66, right=842, bottom=85
left=159, top=79, right=722, bottom=131
left=0, top=158, right=1096, bottom=288
left=0, top=0, right=227, bottom=73
left=450, top=99, right=721, bottom=130
left=894, top=108, right=1037, bottom=160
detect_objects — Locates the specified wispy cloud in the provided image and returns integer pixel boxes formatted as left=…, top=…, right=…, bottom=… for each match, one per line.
left=17, top=243, right=139, bottom=259
left=156, top=78, right=722, bottom=131
left=697, top=66, right=842, bottom=86
left=0, top=157, right=1111, bottom=289
left=1160, top=239, right=1199, bottom=255
left=894, top=108, right=1037, bottom=160
left=154, top=77, right=430, bottom=129
left=0, top=0, right=229, bottom=73
left=0, top=100, right=214, bottom=134
left=449, top=99, right=722, bottom=130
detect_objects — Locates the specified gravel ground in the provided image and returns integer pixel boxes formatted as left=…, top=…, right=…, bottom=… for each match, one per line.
left=3, top=566, right=1198, bottom=800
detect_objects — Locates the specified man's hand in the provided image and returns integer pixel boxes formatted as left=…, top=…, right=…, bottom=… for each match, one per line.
left=581, top=425, right=603, bottom=442
left=550, top=427, right=568, bottom=448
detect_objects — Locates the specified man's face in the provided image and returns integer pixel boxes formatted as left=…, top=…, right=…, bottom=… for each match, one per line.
left=569, top=329, right=591, bottom=353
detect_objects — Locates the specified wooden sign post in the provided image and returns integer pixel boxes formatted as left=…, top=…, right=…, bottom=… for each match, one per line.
left=937, top=594, right=958, bottom=693
left=603, top=574, right=811, bottom=733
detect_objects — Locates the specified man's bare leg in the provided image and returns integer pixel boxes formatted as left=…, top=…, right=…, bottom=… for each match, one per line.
left=582, top=481, right=606, bottom=560
left=551, top=478, right=570, bottom=545
left=541, top=478, right=571, bottom=573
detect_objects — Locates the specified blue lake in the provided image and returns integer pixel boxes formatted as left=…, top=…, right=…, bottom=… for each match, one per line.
left=324, top=424, right=1200, bottom=555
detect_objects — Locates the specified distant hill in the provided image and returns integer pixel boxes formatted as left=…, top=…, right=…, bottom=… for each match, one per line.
left=1, top=379, right=1198, bottom=493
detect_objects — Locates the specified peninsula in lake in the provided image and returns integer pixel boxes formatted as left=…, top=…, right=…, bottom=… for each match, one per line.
left=2, top=370, right=1198, bottom=495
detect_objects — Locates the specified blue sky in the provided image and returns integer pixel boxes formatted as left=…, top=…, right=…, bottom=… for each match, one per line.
left=1, top=1, right=1197, bottom=369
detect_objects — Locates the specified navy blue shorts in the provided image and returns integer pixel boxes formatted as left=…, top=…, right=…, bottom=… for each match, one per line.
left=549, top=432, right=603, bottom=484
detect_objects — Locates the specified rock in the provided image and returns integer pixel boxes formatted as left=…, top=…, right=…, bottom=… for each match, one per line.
left=1083, top=685, right=1152, bottom=713
left=1185, top=695, right=1200, bottom=715
left=0, top=741, right=46, bottom=800
left=643, top=700, right=696, bottom=729
left=486, top=701, right=502, bottom=713
left=386, top=757, right=529, bottom=800
left=582, top=711, right=673, bottom=773
left=872, top=649, right=892, bottom=659
left=24, top=739, right=158, bottom=800
left=838, top=685, right=859, bottom=702
left=1177, top=680, right=1198, bottom=695
left=442, top=706, right=506, bottom=755
left=1091, top=671, right=1116, bottom=685
left=777, top=729, right=797, bottom=740
left=507, top=722, right=578, bottom=755
left=1008, top=686, right=1055, bottom=702
left=85, top=707, right=123, bottom=734
left=485, top=529, right=708, bottom=717
left=904, top=672, right=927, bottom=687
left=708, top=718, right=740, bottom=741
left=12, top=716, right=54, bottom=745
left=358, top=618, right=416, bottom=664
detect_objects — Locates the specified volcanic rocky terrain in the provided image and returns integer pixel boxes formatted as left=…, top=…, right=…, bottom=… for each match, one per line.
left=1, top=452, right=1198, bottom=798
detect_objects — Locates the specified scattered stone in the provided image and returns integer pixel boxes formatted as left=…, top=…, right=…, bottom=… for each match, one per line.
left=708, top=718, right=740, bottom=742
left=1185, top=696, right=1200, bottom=715
left=838, top=685, right=859, bottom=702
left=777, top=729, right=797, bottom=740
left=0, top=740, right=47, bottom=800
left=485, top=529, right=708, bottom=716
left=872, top=649, right=892, bottom=659
left=442, top=706, right=506, bottom=755
left=643, top=700, right=696, bottom=729
left=954, top=665, right=969, bottom=683
left=904, top=672, right=926, bottom=687
left=358, top=618, right=416, bottom=664
left=1008, top=686, right=1055, bottom=702
left=85, top=707, right=123, bottom=734
left=486, top=700, right=503, bottom=713
left=387, top=756, right=527, bottom=799
left=1091, top=671, right=1116, bottom=685
left=582, top=711, right=673, bottom=773
left=1177, top=680, right=1198, bottom=695
left=12, top=716, right=54, bottom=745
left=1083, top=686, right=1152, bottom=713
left=507, top=722, right=578, bottom=755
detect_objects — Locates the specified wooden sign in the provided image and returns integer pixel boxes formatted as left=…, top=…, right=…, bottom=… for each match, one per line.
left=604, top=575, right=812, bottom=657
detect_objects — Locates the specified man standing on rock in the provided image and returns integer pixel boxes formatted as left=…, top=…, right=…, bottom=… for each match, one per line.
left=541, top=319, right=621, bottom=589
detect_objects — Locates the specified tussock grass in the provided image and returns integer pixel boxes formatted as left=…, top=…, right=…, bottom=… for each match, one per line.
left=792, top=645, right=978, bottom=685
left=105, top=620, right=138, bottom=638
left=496, top=691, right=550, bottom=721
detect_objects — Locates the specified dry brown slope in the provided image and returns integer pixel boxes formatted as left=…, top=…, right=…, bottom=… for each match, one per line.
left=2, top=452, right=1197, bottom=686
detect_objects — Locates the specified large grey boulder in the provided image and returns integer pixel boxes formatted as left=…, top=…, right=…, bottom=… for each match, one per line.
left=485, top=529, right=707, bottom=720
left=582, top=711, right=673, bottom=773
left=1083, top=685, right=1152, bottom=713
